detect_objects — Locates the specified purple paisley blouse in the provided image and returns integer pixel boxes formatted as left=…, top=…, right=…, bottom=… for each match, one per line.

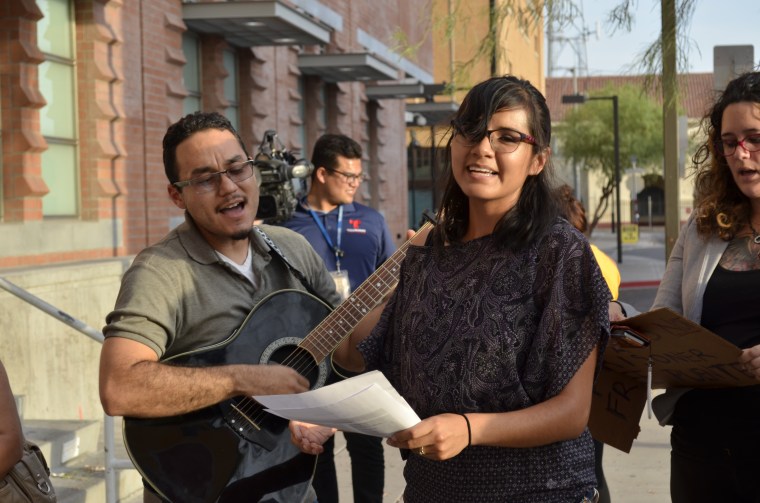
left=358, top=218, right=611, bottom=503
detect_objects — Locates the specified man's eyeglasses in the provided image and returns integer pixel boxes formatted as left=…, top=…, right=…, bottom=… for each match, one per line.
left=326, top=168, right=368, bottom=185
left=172, top=160, right=259, bottom=194
left=717, top=134, right=760, bottom=157
left=452, top=124, right=537, bottom=154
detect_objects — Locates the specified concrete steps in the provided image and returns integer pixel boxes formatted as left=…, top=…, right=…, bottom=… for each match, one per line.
left=23, top=417, right=142, bottom=503
left=24, top=420, right=101, bottom=469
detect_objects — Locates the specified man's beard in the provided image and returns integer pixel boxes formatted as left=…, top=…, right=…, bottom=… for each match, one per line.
left=231, top=230, right=250, bottom=241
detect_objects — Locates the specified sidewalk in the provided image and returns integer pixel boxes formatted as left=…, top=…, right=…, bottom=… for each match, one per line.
left=335, top=226, right=672, bottom=503
left=590, top=226, right=667, bottom=287
left=604, top=411, right=672, bottom=502
left=335, top=433, right=405, bottom=503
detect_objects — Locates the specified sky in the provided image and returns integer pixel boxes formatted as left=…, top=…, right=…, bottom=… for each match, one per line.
left=549, top=0, right=760, bottom=76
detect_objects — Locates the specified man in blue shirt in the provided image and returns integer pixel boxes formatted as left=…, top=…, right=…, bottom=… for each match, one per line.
left=281, top=133, right=394, bottom=503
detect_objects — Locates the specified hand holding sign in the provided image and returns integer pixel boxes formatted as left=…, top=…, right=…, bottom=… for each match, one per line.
left=590, top=308, right=756, bottom=452
left=739, top=344, right=760, bottom=379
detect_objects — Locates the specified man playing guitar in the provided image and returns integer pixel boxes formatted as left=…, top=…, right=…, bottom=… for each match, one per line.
left=99, top=112, right=342, bottom=502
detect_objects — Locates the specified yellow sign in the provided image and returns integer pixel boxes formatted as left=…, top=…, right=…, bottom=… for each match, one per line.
left=621, top=224, right=639, bottom=244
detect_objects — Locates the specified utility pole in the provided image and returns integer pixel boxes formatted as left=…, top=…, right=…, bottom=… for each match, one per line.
left=612, top=96, right=622, bottom=263
left=662, top=0, right=679, bottom=261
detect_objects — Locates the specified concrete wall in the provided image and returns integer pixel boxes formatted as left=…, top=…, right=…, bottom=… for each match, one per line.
left=0, top=259, right=130, bottom=421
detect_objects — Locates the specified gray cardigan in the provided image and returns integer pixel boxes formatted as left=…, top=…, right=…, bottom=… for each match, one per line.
left=652, top=214, right=729, bottom=321
left=650, top=214, right=729, bottom=423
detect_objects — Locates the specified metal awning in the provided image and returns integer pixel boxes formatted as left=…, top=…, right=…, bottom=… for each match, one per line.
left=406, top=101, right=459, bottom=126
left=298, top=53, right=399, bottom=82
left=357, top=29, right=433, bottom=84
left=183, top=1, right=332, bottom=47
left=365, top=82, right=425, bottom=99
left=365, top=82, right=447, bottom=100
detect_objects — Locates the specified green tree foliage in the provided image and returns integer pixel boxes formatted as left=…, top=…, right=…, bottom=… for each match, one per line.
left=556, top=84, right=663, bottom=233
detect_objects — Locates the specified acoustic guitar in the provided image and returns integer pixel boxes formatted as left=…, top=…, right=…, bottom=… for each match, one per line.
left=123, top=222, right=432, bottom=502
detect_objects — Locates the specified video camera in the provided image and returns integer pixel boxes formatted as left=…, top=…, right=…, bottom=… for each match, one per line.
left=254, top=130, right=313, bottom=223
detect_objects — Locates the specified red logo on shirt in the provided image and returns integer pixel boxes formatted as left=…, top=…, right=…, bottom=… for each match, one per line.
left=347, top=219, right=366, bottom=234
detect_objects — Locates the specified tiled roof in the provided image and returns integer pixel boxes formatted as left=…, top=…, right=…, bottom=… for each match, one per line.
left=546, top=73, right=716, bottom=122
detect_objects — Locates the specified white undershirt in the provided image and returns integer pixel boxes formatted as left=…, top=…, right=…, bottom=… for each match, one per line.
left=216, top=244, right=257, bottom=287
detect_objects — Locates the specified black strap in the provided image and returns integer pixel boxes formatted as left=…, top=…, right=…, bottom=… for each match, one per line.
left=254, top=226, right=335, bottom=309
left=421, top=209, right=438, bottom=246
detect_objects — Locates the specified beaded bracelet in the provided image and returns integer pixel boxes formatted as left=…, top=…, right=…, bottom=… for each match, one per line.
left=459, top=412, right=471, bottom=447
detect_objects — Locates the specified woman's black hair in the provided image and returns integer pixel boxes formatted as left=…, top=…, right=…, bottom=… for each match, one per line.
left=433, top=75, right=557, bottom=250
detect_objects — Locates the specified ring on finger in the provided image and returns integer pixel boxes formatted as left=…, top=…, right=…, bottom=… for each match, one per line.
left=417, top=446, right=425, bottom=456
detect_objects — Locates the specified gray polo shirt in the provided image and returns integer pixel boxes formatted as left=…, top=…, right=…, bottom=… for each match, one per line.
left=104, top=215, right=341, bottom=359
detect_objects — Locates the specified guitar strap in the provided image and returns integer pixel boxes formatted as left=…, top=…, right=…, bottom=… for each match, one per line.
left=254, top=226, right=336, bottom=309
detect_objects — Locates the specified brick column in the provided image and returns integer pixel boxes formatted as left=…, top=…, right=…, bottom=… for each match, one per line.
left=0, top=0, right=47, bottom=221
left=75, top=0, right=125, bottom=221
left=136, top=2, right=186, bottom=248
left=246, top=47, right=276, bottom=146
left=200, top=35, right=229, bottom=115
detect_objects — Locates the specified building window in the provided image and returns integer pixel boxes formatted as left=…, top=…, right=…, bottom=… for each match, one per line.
left=296, top=77, right=307, bottom=153
left=363, top=103, right=372, bottom=176
left=289, top=77, right=309, bottom=200
left=222, top=49, right=239, bottom=130
left=318, top=84, right=327, bottom=135
left=407, top=140, right=443, bottom=229
left=37, top=0, right=78, bottom=217
left=182, top=33, right=202, bottom=116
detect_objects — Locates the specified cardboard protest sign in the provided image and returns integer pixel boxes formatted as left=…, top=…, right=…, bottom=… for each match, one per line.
left=589, top=308, right=756, bottom=452
left=588, top=365, right=648, bottom=453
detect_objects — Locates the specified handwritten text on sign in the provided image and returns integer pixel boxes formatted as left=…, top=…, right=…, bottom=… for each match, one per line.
left=589, top=308, right=756, bottom=452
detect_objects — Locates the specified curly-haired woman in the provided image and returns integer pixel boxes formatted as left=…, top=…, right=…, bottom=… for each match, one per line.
left=652, top=71, right=760, bottom=502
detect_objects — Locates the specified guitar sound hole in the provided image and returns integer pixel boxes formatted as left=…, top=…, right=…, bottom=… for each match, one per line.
left=267, top=345, right=321, bottom=388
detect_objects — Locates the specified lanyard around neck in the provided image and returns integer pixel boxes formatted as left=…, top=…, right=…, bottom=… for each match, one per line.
left=309, top=205, right=344, bottom=270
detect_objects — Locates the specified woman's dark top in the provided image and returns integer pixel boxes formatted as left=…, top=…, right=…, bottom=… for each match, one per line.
left=674, top=265, right=760, bottom=444
left=358, top=218, right=611, bottom=503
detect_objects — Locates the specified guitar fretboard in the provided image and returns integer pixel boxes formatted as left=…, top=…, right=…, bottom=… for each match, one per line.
left=299, top=222, right=431, bottom=362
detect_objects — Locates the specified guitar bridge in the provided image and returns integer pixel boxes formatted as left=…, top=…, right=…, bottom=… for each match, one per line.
left=219, top=398, right=279, bottom=451
left=230, top=403, right=262, bottom=431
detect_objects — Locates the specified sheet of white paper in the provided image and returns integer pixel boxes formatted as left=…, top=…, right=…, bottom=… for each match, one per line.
left=253, top=370, right=421, bottom=437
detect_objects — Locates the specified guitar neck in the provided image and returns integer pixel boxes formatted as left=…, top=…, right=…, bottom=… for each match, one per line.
left=299, top=222, right=432, bottom=362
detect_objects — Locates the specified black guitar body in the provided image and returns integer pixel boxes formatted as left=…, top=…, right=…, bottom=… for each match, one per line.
left=124, top=290, right=333, bottom=503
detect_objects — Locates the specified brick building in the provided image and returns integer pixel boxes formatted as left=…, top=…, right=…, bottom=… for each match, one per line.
left=1, top=0, right=434, bottom=268
left=0, top=0, right=548, bottom=422
left=0, top=0, right=433, bottom=420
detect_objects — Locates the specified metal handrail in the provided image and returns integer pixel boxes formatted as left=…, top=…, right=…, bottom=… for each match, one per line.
left=0, top=276, right=104, bottom=343
left=0, top=276, right=129, bottom=503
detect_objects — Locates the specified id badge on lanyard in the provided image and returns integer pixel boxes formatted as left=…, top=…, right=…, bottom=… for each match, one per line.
left=310, top=205, right=351, bottom=301
left=330, top=269, right=351, bottom=302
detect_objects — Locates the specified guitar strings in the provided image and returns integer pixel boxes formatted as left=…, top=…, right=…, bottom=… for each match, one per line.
left=266, top=237, right=410, bottom=375
left=233, top=259, right=401, bottom=429
left=231, top=222, right=431, bottom=430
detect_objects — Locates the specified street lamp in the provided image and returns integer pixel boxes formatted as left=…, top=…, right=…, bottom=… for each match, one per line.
left=561, top=93, right=622, bottom=263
